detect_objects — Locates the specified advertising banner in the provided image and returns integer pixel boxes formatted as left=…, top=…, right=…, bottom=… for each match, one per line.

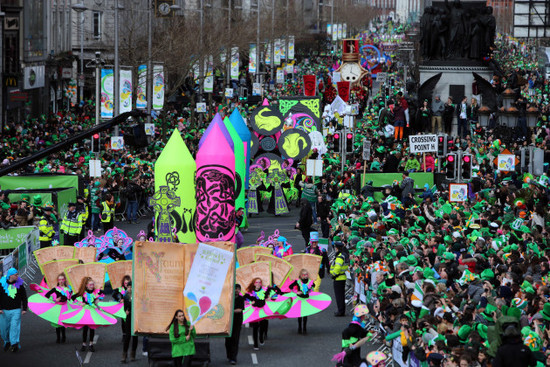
left=230, top=47, right=240, bottom=79
left=100, top=69, right=114, bottom=119
left=136, top=64, right=147, bottom=109
left=249, top=44, right=257, bottom=73
left=152, top=65, right=164, bottom=110
left=119, top=69, right=133, bottom=113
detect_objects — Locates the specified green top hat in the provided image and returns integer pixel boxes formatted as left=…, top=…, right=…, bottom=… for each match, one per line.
left=480, top=269, right=494, bottom=280
left=457, top=325, right=471, bottom=343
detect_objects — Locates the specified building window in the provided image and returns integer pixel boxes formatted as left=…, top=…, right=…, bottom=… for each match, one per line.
left=93, top=11, right=102, bottom=40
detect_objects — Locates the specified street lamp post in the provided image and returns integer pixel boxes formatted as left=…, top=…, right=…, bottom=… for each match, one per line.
left=270, top=0, right=274, bottom=85
left=147, top=1, right=153, bottom=124
left=113, top=0, right=120, bottom=135
left=226, top=0, right=232, bottom=88
left=72, top=3, right=87, bottom=104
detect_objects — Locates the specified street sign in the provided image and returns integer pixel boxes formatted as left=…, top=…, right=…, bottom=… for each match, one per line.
left=377, top=72, right=387, bottom=84
left=409, top=134, right=437, bottom=153
left=362, top=139, right=371, bottom=161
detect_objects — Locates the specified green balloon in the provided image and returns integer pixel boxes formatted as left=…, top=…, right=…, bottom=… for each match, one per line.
left=222, top=117, right=247, bottom=227
left=154, top=129, right=197, bottom=243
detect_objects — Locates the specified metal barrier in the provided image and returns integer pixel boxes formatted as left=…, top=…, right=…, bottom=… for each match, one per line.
left=0, top=227, right=40, bottom=281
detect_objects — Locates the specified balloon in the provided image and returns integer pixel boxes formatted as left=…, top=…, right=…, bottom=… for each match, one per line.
left=223, top=117, right=246, bottom=225
left=153, top=129, right=196, bottom=243
left=195, top=121, right=236, bottom=243
left=229, top=108, right=252, bottom=189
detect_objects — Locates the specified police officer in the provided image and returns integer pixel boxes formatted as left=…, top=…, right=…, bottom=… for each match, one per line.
left=101, top=194, right=115, bottom=234
left=330, top=241, right=349, bottom=316
left=60, top=202, right=82, bottom=246
left=75, top=196, right=89, bottom=240
left=38, top=205, right=56, bottom=248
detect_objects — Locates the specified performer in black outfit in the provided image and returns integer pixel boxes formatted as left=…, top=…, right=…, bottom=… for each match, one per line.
left=225, top=284, right=245, bottom=365
left=288, top=269, right=314, bottom=335
left=243, top=278, right=283, bottom=350
left=120, top=281, right=138, bottom=363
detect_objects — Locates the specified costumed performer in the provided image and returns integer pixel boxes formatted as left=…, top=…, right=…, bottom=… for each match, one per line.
left=273, top=236, right=293, bottom=258
left=112, top=275, right=131, bottom=336
left=44, top=272, right=72, bottom=343
left=71, top=277, right=105, bottom=352
left=225, top=284, right=244, bottom=365
left=304, top=231, right=330, bottom=292
left=167, top=309, right=196, bottom=367
left=0, top=268, right=27, bottom=353
left=244, top=278, right=283, bottom=350
left=340, top=305, right=371, bottom=367
left=288, top=269, right=314, bottom=335
left=98, top=238, right=126, bottom=262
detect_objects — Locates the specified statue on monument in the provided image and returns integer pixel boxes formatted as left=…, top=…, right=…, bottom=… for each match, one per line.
left=445, top=0, right=466, bottom=59
left=419, top=7, right=435, bottom=58
left=419, top=0, right=496, bottom=61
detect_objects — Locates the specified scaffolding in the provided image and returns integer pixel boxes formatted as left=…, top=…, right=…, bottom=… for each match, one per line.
left=513, top=0, right=550, bottom=38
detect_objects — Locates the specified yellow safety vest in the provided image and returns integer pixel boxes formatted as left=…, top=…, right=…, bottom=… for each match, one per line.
left=101, top=202, right=114, bottom=223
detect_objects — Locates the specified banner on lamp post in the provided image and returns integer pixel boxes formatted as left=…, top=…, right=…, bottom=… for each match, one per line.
left=249, top=44, right=257, bottom=73
left=337, top=24, right=343, bottom=40
left=119, top=69, right=132, bottom=113
left=343, top=23, right=347, bottom=38
left=136, top=65, right=147, bottom=109
left=152, top=65, right=164, bottom=110
left=230, top=47, right=239, bottom=80
left=204, top=57, right=214, bottom=93
left=265, top=44, right=271, bottom=66
left=332, top=25, right=338, bottom=41
left=288, top=36, right=295, bottom=60
left=280, top=39, right=286, bottom=60
left=274, top=39, right=281, bottom=66
left=100, top=69, right=114, bottom=119
left=276, top=68, right=284, bottom=84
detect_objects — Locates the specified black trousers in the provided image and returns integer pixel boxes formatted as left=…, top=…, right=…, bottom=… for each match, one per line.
left=40, top=240, right=51, bottom=249
left=251, top=320, right=268, bottom=347
left=320, top=220, right=330, bottom=238
left=103, top=220, right=114, bottom=234
left=64, top=234, right=79, bottom=246
left=301, top=227, right=311, bottom=247
left=82, top=326, right=95, bottom=343
left=333, top=280, right=346, bottom=315
left=225, top=320, right=242, bottom=361
left=173, top=355, right=192, bottom=367
left=122, top=318, right=137, bottom=354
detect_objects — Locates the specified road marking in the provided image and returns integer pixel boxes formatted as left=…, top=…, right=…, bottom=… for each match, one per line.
left=251, top=353, right=258, bottom=364
left=83, top=334, right=99, bottom=364
left=248, top=335, right=253, bottom=345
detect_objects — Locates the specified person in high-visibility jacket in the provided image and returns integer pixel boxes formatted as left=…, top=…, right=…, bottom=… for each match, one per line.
left=38, top=206, right=56, bottom=248
left=330, top=241, right=348, bottom=317
left=101, top=194, right=115, bottom=234
left=76, top=196, right=89, bottom=240
left=60, top=202, right=82, bottom=246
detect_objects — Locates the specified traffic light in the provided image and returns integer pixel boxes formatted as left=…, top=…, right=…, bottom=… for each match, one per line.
left=461, top=154, right=472, bottom=180
left=437, top=135, right=447, bottom=156
left=346, top=132, right=353, bottom=153
left=239, top=87, right=248, bottom=101
left=446, top=136, right=454, bottom=151
left=91, top=133, right=101, bottom=153
left=333, top=132, right=341, bottom=152
left=445, top=153, right=457, bottom=180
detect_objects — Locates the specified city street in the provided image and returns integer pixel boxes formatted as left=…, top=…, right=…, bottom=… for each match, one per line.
left=4, top=208, right=352, bottom=367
